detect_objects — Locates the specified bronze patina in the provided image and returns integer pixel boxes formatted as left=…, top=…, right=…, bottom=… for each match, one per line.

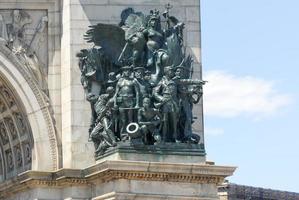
left=77, top=5, right=205, bottom=156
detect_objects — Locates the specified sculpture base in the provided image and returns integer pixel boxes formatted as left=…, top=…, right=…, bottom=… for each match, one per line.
left=0, top=159, right=236, bottom=200
left=96, top=142, right=206, bottom=164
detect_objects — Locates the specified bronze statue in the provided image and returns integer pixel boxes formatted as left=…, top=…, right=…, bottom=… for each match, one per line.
left=153, top=65, right=179, bottom=142
left=113, top=66, right=140, bottom=138
left=91, top=87, right=117, bottom=155
left=78, top=5, right=205, bottom=156
left=134, top=67, right=152, bottom=100
left=138, top=97, right=161, bottom=144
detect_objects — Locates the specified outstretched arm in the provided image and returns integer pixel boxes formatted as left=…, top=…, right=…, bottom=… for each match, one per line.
left=113, top=82, right=120, bottom=107
left=153, top=81, right=163, bottom=102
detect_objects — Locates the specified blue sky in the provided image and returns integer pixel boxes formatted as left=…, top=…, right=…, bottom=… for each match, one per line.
left=201, top=0, right=299, bottom=192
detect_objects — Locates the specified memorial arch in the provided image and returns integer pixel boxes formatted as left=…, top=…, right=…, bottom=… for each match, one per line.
left=0, top=43, right=59, bottom=179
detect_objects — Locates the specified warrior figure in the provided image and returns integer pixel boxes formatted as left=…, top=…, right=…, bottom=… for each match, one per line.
left=138, top=98, right=161, bottom=145
left=90, top=87, right=117, bottom=155
left=113, top=66, right=140, bottom=138
left=175, top=66, right=194, bottom=141
left=153, top=65, right=179, bottom=142
left=143, top=9, right=165, bottom=67
left=134, top=67, right=152, bottom=100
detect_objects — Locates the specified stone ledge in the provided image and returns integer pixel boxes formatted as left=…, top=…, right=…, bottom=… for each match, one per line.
left=0, top=160, right=236, bottom=199
left=93, top=192, right=218, bottom=200
left=95, top=142, right=206, bottom=164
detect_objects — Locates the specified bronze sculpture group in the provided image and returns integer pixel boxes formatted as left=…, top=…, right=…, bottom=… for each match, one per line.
left=77, top=5, right=205, bottom=156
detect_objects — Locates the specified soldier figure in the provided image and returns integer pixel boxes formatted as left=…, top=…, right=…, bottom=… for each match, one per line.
left=91, top=87, right=117, bottom=155
left=153, top=65, right=179, bottom=142
left=134, top=67, right=152, bottom=101
left=138, top=98, right=162, bottom=145
left=113, top=66, right=140, bottom=138
left=175, top=66, right=194, bottom=141
left=78, top=6, right=205, bottom=156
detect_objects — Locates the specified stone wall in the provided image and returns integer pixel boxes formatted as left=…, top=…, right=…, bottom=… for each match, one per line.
left=0, top=0, right=61, bottom=171
left=61, top=0, right=203, bottom=169
left=0, top=0, right=203, bottom=171
left=0, top=160, right=235, bottom=200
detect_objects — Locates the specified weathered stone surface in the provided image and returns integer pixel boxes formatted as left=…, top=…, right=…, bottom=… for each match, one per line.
left=0, top=1, right=217, bottom=200
left=96, top=143, right=206, bottom=164
left=60, top=0, right=203, bottom=169
left=0, top=159, right=236, bottom=200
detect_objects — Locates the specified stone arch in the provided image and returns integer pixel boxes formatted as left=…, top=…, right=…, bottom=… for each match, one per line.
left=0, top=44, right=59, bottom=175
left=0, top=82, right=33, bottom=181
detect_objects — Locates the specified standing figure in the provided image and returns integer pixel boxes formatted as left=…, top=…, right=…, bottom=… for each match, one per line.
left=78, top=46, right=106, bottom=134
left=143, top=10, right=165, bottom=67
left=175, top=66, right=193, bottom=141
left=134, top=67, right=152, bottom=101
left=138, top=98, right=161, bottom=145
left=8, top=10, right=32, bottom=53
left=113, top=66, right=140, bottom=138
left=153, top=66, right=179, bottom=142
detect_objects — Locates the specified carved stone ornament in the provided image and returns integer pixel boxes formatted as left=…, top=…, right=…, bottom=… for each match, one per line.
left=0, top=81, right=33, bottom=182
left=0, top=9, right=48, bottom=93
left=78, top=5, right=206, bottom=157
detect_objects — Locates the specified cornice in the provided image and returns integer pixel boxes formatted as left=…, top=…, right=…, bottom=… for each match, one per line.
left=0, top=160, right=236, bottom=198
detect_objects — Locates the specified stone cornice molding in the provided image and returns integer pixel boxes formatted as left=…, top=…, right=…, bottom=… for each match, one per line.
left=0, top=160, right=236, bottom=198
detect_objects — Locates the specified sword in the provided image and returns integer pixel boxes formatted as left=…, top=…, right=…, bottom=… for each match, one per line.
left=28, top=16, right=48, bottom=50
left=117, top=42, right=128, bottom=62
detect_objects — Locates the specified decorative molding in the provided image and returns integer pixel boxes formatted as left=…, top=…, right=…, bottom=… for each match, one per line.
left=0, top=80, right=33, bottom=181
left=0, top=160, right=236, bottom=199
left=0, top=44, right=58, bottom=171
left=0, top=0, right=62, bottom=171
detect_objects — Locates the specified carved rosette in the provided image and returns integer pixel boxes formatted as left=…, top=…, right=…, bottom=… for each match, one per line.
left=0, top=80, right=33, bottom=182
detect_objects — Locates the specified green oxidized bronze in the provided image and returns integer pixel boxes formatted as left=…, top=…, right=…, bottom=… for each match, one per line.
left=77, top=5, right=206, bottom=156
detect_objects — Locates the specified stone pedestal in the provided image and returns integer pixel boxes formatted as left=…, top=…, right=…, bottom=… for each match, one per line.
left=96, top=142, right=206, bottom=164
left=0, top=151, right=235, bottom=200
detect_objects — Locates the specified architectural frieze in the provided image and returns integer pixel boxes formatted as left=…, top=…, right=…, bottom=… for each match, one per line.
left=0, top=160, right=236, bottom=199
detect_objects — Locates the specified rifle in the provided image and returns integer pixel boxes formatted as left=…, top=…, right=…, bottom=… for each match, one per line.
left=178, top=79, right=207, bottom=86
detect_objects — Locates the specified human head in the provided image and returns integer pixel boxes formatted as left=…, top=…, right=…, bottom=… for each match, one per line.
left=13, top=10, right=21, bottom=22
left=148, top=10, right=160, bottom=29
left=175, top=66, right=188, bottom=78
left=148, top=18, right=158, bottom=28
left=144, top=70, right=151, bottom=81
left=143, top=97, right=151, bottom=109
left=175, top=68, right=182, bottom=77
left=106, top=86, right=114, bottom=96
left=108, top=72, right=116, bottom=80
left=121, top=66, right=132, bottom=77
left=134, top=67, right=145, bottom=79
left=164, top=66, right=175, bottom=78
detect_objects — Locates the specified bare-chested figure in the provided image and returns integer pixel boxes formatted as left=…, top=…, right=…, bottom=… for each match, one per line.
left=113, top=66, right=140, bottom=137
left=138, top=98, right=161, bottom=144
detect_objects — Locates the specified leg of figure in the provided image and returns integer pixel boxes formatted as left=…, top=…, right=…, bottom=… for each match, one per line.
left=170, top=112, right=178, bottom=142
left=162, top=113, right=168, bottom=142
left=119, top=109, right=127, bottom=135
left=183, top=103, right=193, bottom=139
left=140, top=125, right=148, bottom=144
